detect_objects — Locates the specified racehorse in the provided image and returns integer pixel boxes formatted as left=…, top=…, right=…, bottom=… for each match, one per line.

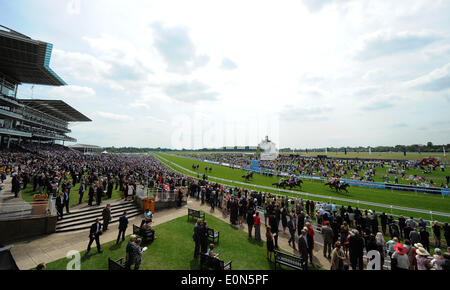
left=242, top=172, right=253, bottom=181
left=325, top=181, right=350, bottom=193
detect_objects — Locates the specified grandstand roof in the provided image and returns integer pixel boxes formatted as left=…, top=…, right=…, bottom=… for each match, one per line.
left=0, top=25, right=66, bottom=86
left=69, top=144, right=102, bottom=149
left=19, top=99, right=91, bottom=122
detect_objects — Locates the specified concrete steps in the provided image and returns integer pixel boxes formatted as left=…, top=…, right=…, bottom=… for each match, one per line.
left=55, top=200, right=142, bottom=233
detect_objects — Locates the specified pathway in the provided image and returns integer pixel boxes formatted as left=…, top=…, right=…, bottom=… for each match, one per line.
left=9, top=197, right=331, bottom=270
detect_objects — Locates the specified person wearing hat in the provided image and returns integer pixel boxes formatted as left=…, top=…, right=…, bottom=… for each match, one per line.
left=330, top=241, right=346, bottom=270
left=391, top=243, right=409, bottom=270
left=416, top=247, right=432, bottom=270
left=431, top=248, right=444, bottom=270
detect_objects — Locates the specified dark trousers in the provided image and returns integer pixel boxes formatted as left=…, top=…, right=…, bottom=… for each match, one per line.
left=248, top=224, right=253, bottom=238
left=65, top=200, right=70, bottom=213
left=103, top=220, right=110, bottom=231
left=350, top=253, right=363, bottom=270
left=57, top=206, right=63, bottom=220
left=194, top=240, right=201, bottom=258
left=87, top=235, right=101, bottom=252
left=308, top=248, right=313, bottom=263
left=273, top=233, right=279, bottom=248
left=288, top=233, right=296, bottom=249
left=201, top=239, right=208, bottom=254
left=78, top=192, right=84, bottom=204
left=116, top=228, right=126, bottom=243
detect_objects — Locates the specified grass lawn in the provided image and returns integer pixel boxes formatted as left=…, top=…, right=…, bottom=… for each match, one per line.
left=45, top=214, right=318, bottom=270
left=20, top=177, right=124, bottom=207
left=156, top=153, right=450, bottom=215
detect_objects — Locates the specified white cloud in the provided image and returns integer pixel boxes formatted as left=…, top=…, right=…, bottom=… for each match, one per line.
left=405, top=63, right=450, bottom=91
left=96, top=111, right=134, bottom=121
left=48, top=85, right=96, bottom=100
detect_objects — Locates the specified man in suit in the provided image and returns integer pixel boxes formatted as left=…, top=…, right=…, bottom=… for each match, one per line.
left=247, top=207, right=254, bottom=238
left=56, top=192, right=65, bottom=220
left=107, top=178, right=114, bottom=199
left=87, top=218, right=103, bottom=254
left=78, top=179, right=86, bottom=204
left=96, top=183, right=103, bottom=206
left=88, top=183, right=95, bottom=206
left=287, top=214, right=296, bottom=250
left=102, top=204, right=112, bottom=231
left=63, top=188, right=70, bottom=214
left=269, top=214, right=279, bottom=249
left=298, top=229, right=309, bottom=270
left=193, top=219, right=203, bottom=259
left=116, top=211, right=128, bottom=244
left=322, top=221, right=334, bottom=259
left=348, top=230, right=364, bottom=270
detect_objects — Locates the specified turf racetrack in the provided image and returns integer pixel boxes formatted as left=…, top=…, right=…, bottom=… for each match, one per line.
left=155, top=153, right=450, bottom=223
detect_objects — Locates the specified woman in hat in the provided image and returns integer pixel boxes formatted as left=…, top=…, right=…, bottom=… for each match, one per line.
left=391, top=243, right=409, bottom=270
left=415, top=247, right=432, bottom=270
left=430, top=248, right=444, bottom=270
left=330, top=241, right=346, bottom=270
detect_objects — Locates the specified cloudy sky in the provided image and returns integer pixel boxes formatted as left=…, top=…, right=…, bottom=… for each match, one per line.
left=2, top=0, right=450, bottom=149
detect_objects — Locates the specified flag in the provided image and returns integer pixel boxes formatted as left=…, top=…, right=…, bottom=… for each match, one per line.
left=369, top=147, right=371, bottom=154
left=444, top=146, right=446, bottom=157
left=325, top=147, right=328, bottom=154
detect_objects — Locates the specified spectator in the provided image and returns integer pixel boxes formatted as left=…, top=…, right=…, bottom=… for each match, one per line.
left=125, top=235, right=137, bottom=270
left=133, top=238, right=145, bottom=270
left=207, top=243, right=219, bottom=258
left=391, top=243, right=409, bottom=270
left=266, top=226, right=274, bottom=262
left=322, top=221, right=334, bottom=259
left=409, top=228, right=420, bottom=245
left=348, top=229, right=364, bottom=270
left=298, top=229, right=309, bottom=269
left=287, top=214, right=296, bottom=250
left=419, top=226, right=430, bottom=252
left=330, top=242, right=346, bottom=270
left=247, top=207, right=254, bottom=238
left=444, top=223, right=450, bottom=247
left=116, top=211, right=128, bottom=245
left=416, top=247, right=432, bottom=270
left=386, top=237, right=398, bottom=258
left=36, top=263, right=46, bottom=270
left=254, top=212, right=261, bottom=241
left=102, top=204, right=112, bottom=231
left=431, top=248, right=444, bottom=270
left=431, top=221, right=441, bottom=248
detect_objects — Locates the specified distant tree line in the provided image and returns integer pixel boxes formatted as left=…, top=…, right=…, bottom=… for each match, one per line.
left=102, top=142, right=449, bottom=154
left=281, top=142, right=450, bottom=153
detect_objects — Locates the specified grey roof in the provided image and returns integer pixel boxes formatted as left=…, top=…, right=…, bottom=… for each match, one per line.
left=19, top=99, right=91, bottom=122
left=0, top=25, right=66, bottom=86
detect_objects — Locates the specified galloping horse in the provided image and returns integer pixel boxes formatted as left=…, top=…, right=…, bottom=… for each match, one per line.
left=242, top=172, right=254, bottom=181
left=325, top=181, right=350, bottom=193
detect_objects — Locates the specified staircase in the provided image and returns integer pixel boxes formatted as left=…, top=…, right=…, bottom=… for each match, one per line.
left=55, top=200, right=142, bottom=233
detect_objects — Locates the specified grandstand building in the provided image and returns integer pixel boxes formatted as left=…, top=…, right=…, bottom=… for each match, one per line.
left=0, top=25, right=90, bottom=148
